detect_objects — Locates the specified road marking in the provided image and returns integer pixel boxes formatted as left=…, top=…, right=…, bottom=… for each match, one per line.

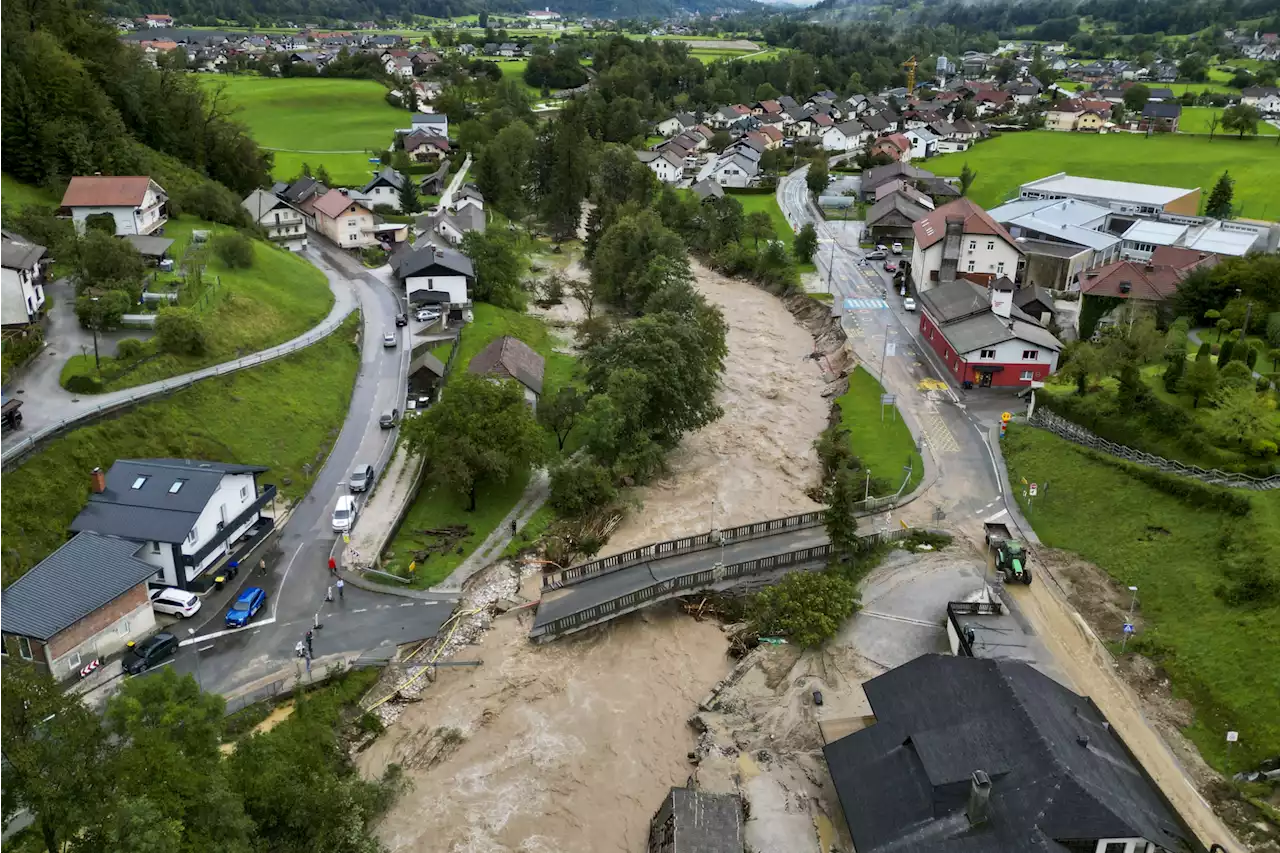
left=987, top=508, right=1009, bottom=523
left=272, top=542, right=307, bottom=620
left=399, top=602, right=415, bottom=607
left=859, top=610, right=942, bottom=629
left=352, top=608, right=368, bottom=613
left=843, top=297, right=888, bottom=310
left=975, top=423, right=1003, bottom=494
left=179, top=618, right=278, bottom=647
left=922, top=413, right=959, bottom=453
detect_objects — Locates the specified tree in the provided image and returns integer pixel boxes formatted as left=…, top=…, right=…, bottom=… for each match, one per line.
left=1216, top=317, right=1233, bottom=341
left=1062, top=341, right=1105, bottom=395
left=155, top=307, right=208, bottom=356
left=959, top=162, right=978, bottom=196
left=806, top=160, right=829, bottom=197
left=538, top=110, right=593, bottom=241
left=1178, top=52, right=1208, bottom=81
left=538, top=385, right=586, bottom=451
left=590, top=211, right=688, bottom=312
left=76, top=289, right=130, bottom=334
left=66, top=230, right=146, bottom=296
left=549, top=459, right=617, bottom=517
left=403, top=372, right=545, bottom=511
left=460, top=230, right=525, bottom=310
left=709, top=130, right=732, bottom=152
left=794, top=223, right=818, bottom=264
left=313, top=163, right=333, bottom=185
left=1123, top=83, right=1151, bottom=113
left=478, top=10, right=489, bottom=27
left=397, top=173, right=420, bottom=214
left=1162, top=350, right=1186, bottom=392
left=1221, top=104, right=1261, bottom=139
left=1211, top=385, right=1274, bottom=447
left=1207, top=111, right=1220, bottom=141
left=823, top=462, right=863, bottom=564
left=745, top=210, right=774, bottom=249
left=1205, top=171, right=1234, bottom=219
left=1219, top=339, right=1235, bottom=364
left=755, top=82, right=781, bottom=101
left=1270, top=349, right=1280, bottom=372
left=213, top=232, right=254, bottom=268
left=748, top=570, right=859, bottom=647
left=1197, top=341, right=1212, bottom=360
left=1181, top=357, right=1218, bottom=407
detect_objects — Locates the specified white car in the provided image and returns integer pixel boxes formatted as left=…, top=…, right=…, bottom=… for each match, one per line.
left=149, top=587, right=202, bottom=618
left=332, top=495, right=358, bottom=532
left=382, top=331, right=396, bottom=347
left=415, top=308, right=441, bottom=322
left=903, top=297, right=917, bottom=312
left=891, top=242, right=903, bottom=255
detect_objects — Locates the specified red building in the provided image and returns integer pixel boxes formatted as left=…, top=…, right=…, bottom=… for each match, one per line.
left=917, top=278, right=1062, bottom=388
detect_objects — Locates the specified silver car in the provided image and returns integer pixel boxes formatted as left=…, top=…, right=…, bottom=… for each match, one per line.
left=383, top=331, right=396, bottom=347
left=349, top=463, right=374, bottom=492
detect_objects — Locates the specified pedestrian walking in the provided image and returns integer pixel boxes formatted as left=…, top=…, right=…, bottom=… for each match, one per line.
left=295, top=639, right=305, bottom=658
left=259, top=558, right=268, bottom=576
left=510, top=518, right=517, bottom=535
left=336, top=577, right=345, bottom=599
left=328, top=556, right=337, bottom=574
left=305, top=629, right=314, bottom=656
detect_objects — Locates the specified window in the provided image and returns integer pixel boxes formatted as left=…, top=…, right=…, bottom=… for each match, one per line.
left=1102, top=843, right=1127, bottom=853
left=240, top=485, right=248, bottom=499
left=943, top=348, right=949, bottom=358
left=1021, top=370, right=1035, bottom=381
left=349, top=234, right=357, bottom=243
left=980, top=349, right=996, bottom=359
left=967, top=260, right=976, bottom=272
left=986, top=241, right=995, bottom=251
left=132, top=475, right=149, bottom=490
left=168, top=479, right=185, bottom=494
left=997, top=262, right=1005, bottom=275
left=187, top=528, right=197, bottom=544
left=18, top=636, right=32, bottom=660
left=968, top=240, right=976, bottom=250
left=151, top=541, right=162, bottom=554
left=347, top=219, right=357, bottom=227
left=1022, top=350, right=1038, bottom=360
left=67, top=651, right=81, bottom=669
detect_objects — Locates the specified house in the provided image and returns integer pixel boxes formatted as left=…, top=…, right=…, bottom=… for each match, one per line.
left=395, top=242, right=473, bottom=311
left=414, top=203, right=485, bottom=246
left=903, top=128, right=940, bottom=159
left=1, top=532, right=160, bottom=680
left=276, top=175, right=327, bottom=228
left=452, top=184, right=485, bottom=213
left=498, top=43, right=518, bottom=57
left=1045, top=103, right=1085, bottom=132
left=122, top=235, right=175, bottom=266
left=410, top=50, right=441, bottom=74
left=404, top=130, right=450, bottom=163
left=860, top=161, right=934, bottom=200
left=467, top=336, right=545, bottom=409
left=1080, top=256, right=1214, bottom=330
left=987, top=197, right=1122, bottom=291
left=866, top=193, right=931, bottom=244
left=822, top=120, right=867, bottom=152
left=385, top=55, right=413, bottom=79
left=655, top=115, right=686, bottom=137
left=918, top=277, right=1062, bottom=386
left=1019, top=173, right=1201, bottom=217
left=1, top=234, right=47, bottom=327
left=1138, top=102, right=1181, bottom=133
left=1014, top=284, right=1056, bottom=326
left=360, top=168, right=410, bottom=212
left=409, top=112, right=449, bottom=138
left=911, top=197, right=1022, bottom=292
left=144, top=13, right=173, bottom=27
left=691, top=178, right=724, bottom=202
left=1145, top=87, right=1176, bottom=102
left=1240, top=86, right=1280, bottom=114
left=647, top=787, right=743, bottom=853
left=871, top=133, right=913, bottom=162
left=636, top=150, right=683, bottom=184
left=697, top=152, right=758, bottom=189
left=311, top=189, right=376, bottom=249
left=242, top=189, right=307, bottom=251
left=69, top=459, right=276, bottom=590
left=875, top=179, right=934, bottom=210
left=61, top=175, right=167, bottom=236
left=824, top=654, right=1191, bottom=853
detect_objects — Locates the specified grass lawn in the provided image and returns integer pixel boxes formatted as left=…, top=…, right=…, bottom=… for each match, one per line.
left=1, top=314, right=361, bottom=587
left=731, top=191, right=817, bottom=273
left=1179, top=106, right=1279, bottom=136
left=690, top=48, right=752, bottom=63
left=60, top=217, right=334, bottom=392
left=495, top=59, right=545, bottom=98
left=1, top=173, right=58, bottom=214
left=1001, top=425, right=1280, bottom=770
left=198, top=76, right=404, bottom=185
left=1163, top=81, right=1239, bottom=96
left=381, top=302, right=577, bottom=587
left=927, top=132, right=1280, bottom=220
left=836, top=366, right=925, bottom=496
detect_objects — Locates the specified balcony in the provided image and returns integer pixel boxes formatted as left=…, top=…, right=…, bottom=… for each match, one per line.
left=184, top=484, right=277, bottom=569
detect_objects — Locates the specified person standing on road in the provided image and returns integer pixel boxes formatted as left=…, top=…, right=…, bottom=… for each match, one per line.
left=295, top=639, right=305, bottom=658
left=305, top=629, right=314, bottom=657
left=328, top=556, right=337, bottom=574
left=336, top=577, right=345, bottom=600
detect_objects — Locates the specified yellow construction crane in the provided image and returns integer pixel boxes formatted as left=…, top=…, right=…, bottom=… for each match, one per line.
left=903, top=55, right=918, bottom=92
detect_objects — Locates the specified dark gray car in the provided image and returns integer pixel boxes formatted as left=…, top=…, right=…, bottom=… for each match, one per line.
left=123, top=632, right=178, bottom=675
left=349, top=464, right=374, bottom=493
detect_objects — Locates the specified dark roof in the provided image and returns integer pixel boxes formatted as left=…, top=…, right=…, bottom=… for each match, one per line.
left=361, top=167, right=406, bottom=193
left=121, top=235, right=175, bottom=257
left=1, top=237, right=47, bottom=270
left=1, top=532, right=157, bottom=640
left=1141, top=102, right=1182, bottom=119
left=1013, top=284, right=1055, bottom=315
left=467, top=335, right=545, bottom=395
left=862, top=161, right=933, bottom=193
left=867, top=193, right=930, bottom=228
left=651, top=787, right=744, bottom=853
left=824, top=655, right=1192, bottom=853
left=280, top=175, right=324, bottom=204
left=70, top=458, right=267, bottom=544
left=394, top=243, right=475, bottom=280
left=691, top=178, right=724, bottom=201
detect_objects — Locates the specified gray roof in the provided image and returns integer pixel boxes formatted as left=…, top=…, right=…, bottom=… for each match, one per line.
left=1142, top=102, right=1182, bottom=119
left=1014, top=284, right=1056, bottom=314
left=468, top=335, right=545, bottom=395
left=242, top=188, right=296, bottom=222
left=824, top=654, right=1190, bottom=853
left=280, top=175, right=325, bottom=204
left=69, top=458, right=267, bottom=544
left=1, top=237, right=46, bottom=270
left=416, top=204, right=486, bottom=239
left=654, top=787, right=744, bottom=853
left=867, top=193, right=930, bottom=228
left=121, top=235, right=175, bottom=257
left=394, top=243, right=475, bottom=280
left=1, top=532, right=157, bottom=640
left=362, top=167, right=407, bottom=193
left=691, top=178, right=725, bottom=201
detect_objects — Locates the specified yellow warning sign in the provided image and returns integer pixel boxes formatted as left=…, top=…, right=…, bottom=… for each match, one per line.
left=1001, top=411, right=1012, bottom=423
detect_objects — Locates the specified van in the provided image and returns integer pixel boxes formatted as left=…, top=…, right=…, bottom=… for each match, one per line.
left=332, top=495, right=358, bottom=532
left=149, top=587, right=201, bottom=618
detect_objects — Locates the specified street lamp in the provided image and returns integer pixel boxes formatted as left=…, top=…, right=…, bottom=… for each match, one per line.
left=188, top=628, right=202, bottom=688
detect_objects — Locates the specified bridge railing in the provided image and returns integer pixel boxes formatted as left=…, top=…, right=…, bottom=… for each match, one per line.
left=532, top=527, right=914, bottom=639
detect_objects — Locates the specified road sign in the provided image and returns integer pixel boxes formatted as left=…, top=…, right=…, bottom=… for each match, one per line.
left=342, top=533, right=350, bottom=544
left=1001, top=411, right=1012, bottom=423
left=1227, top=731, right=1239, bottom=743
left=1029, top=483, right=1038, bottom=497
left=1021, top=477, right=1028, bottom=486
left=885, top=342, right=897, bottom=357
left=1123, top=623, right=1135, bottom=635
left=880, top=393, right=896, bottom=405
left=408, top=560, right=417, bottom=574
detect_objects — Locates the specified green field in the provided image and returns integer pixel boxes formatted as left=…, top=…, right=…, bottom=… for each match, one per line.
left=836, top=366, right=924, bottom=496
left=1, top=314, right=361, bottom=587
left=928, top=132, right=1280, bottom=220
left=1, top=173, right=58, bottom=214
left=381, top=302, right=576, bottom=587
left=731, top=191, right=816, bottom=273
left=1002, top=425, right=1280, bottom=770
left=1179, top=106, right=1279, bottom=136
left=199, top=76, right=404, bottom=185
left=60, top=217, right=334, bottom=392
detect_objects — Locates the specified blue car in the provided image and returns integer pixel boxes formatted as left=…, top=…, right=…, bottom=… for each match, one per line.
left=225, top=587, right=266, bottom=628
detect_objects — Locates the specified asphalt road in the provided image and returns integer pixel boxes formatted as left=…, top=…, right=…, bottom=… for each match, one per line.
left=164, top=241, right=451, bottom=696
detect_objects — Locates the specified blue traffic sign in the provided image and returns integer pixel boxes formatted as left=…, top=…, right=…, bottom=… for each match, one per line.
left=1123, top=623, right=1135, bottom=634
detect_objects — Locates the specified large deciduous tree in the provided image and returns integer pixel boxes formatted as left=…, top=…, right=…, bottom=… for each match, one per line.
left=461, top=230, right=526, bottom=310
left=1221, top=104, right=1260, bottom=139
left=748, top=570, right=859, bottom=647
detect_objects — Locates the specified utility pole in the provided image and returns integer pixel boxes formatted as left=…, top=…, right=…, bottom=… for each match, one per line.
left=825, top=233, right=836, bottom=293
left=1120, top=585, right=1138, bottom=652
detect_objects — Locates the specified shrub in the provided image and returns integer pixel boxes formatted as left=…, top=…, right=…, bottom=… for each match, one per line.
left=1196, top=341, right=1211, bottom=360
left=213, top=232, right=255, bottom=269
left=115, top=338, right=146, bottom=360
left=1260, top=376, right=1277, bottom=393
left=1218, top=339, right=1235, bottom=364
left=64, top=374, right=104, bottom=394
left=1210, top=343, right=1221, bottom=356
left=1219, top=360, right=1254, bottom=390
left=175, top=181, right=246, bottom=226
left=748, top=569, right=859, bottom=646
left=155, top=307, right=208, bottom=356
left=1082, top=447, right=1253, bottom=516
left=1245, top=347, right=1258, bottom=369
left=549, top=460, right=617, bottom=518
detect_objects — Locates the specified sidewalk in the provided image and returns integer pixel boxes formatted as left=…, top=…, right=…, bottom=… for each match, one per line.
left=430, top=468, right=550, bottom=593
left=344, top=443, right=423, bottom=570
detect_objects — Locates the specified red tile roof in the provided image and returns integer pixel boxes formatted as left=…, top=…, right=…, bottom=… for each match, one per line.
left=912, top=197, right=1017, bottom=252
left=1149, top=245, right=1219, bottom=272
left=61, top=176, right=154, bottom=208
left=758, top=125, right=783, bottom=142
left=313, top=188, right=368, bottom=220
left=757, top=99, right=781, bottom=113
left=1079, top=260, right=1185, bottom=300
left=813, top=113, right=834, bottom=127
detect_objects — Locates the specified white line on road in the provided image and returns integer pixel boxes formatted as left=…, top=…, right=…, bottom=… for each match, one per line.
left=986, top=508, right=1009, bottom=523
left=975, top=423, right=1003, bottom=495
left=352, top=608, right=368, bottom=613
left=179, top=618, right=278, bottom=647
left=272, top=541, right=306, bottom=620
left=859, top=610, right=942, bottom=629
left=399, top=602, right=415, bottom=607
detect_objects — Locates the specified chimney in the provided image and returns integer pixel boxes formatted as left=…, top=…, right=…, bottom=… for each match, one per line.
left=967, top=770, right=992, bottom=826
left=90, top=467, right=106, bottom=493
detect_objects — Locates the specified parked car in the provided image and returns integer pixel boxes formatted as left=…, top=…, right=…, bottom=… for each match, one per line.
left=225, top=587, right=267, bottom=628
left=332, top=495, right=358, bottom=532
left=883, top=260, right=898, bottom=273
left=383, top=331, right=397, bottom=347
left=891, top=242, right=903, bottom=255
left=875, top=244, right=888, bottom=253
left=149, top=587, right=201, bottom=619
left=379, top=409, right=399, bottom=429
left=415, top=308, right=441, bottom=322
left=865, top=249, right=887, bottom=260
left=122, top=632, right=179, bottom=674
left=903, top=297, right=917, bottom=312
left=394, top=312, right=408, bottom=327
left=349, top=463, right=375, bottom=493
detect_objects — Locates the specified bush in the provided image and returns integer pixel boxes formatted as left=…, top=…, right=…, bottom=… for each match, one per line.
left=549, top=460, right=617, bottom=518
left=1246, top=347, right=1258, bottom=369
left=1210, top=343, right=1221, bottom=356
left=213, top=232, right=255, bottom=269
left=155, top=307, right=208, bottom=356
left=1196, top=341, right=1211, bottom=361
left=64, top=374, right=104, bottom=394
left=1081, top=447, right=1253, bottom=516
left=1260, top=376, right=1277, bottom=393
left=748, top=569, right=859, bottom=646
left=1219, top=360, right=1254, bottom=390
left=175, top=181, right=246, bottom=226
left=115, top=338, right=146, bottom=360
left=1219, top=340, right=1235, bottom=364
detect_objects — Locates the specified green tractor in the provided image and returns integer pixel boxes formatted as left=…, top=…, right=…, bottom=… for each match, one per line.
left=985, top=523, right=1032, bottom=585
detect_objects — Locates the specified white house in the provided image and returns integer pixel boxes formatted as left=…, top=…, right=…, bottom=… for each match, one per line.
left=822, top=120, right=868, bottom=152
left=69, top=459, right=276, bottom=590
left=385, top=55, right=413, bottom=78
left=241, top=190, right=307, bottom=251
left=415, top=203, right=485, bottom=246
left=61, top=175, right=167, bottom=236
left=904, top=128, right=940, bottom=160
left=359, top=168, right=409, bottom=212
left=910, top=197, right=1023, bottom=293
left=655, top=115, right=685, bottom=137
left=697, top=152, right=758, bottom=188
left=1, top=234, right=47, bottom=327
left=311, top=189, right=376, bottom=249
left=408, top=112, right=449, bottom=138
left=395, top=242, right=474, bottom=309
left=637, top=150, right=683, bottom=184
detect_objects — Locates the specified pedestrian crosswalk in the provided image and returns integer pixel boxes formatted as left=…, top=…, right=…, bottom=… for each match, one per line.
left=844, top=297, right=888, bottom=311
